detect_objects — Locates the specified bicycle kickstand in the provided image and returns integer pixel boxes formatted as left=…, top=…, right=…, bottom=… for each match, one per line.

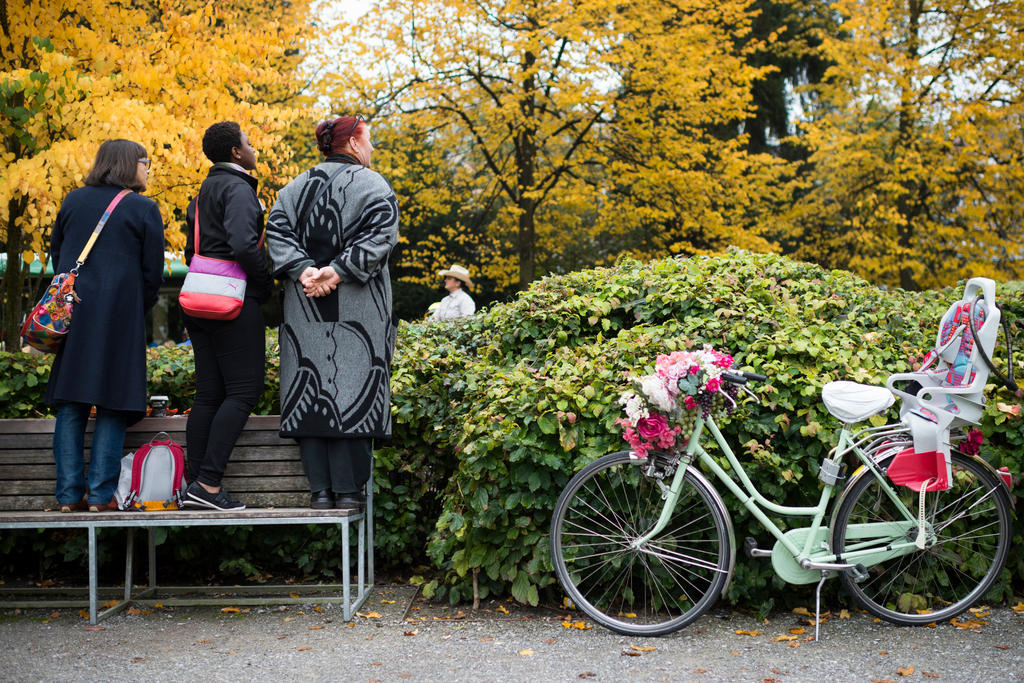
left=813, top=571, right=828, bottom=642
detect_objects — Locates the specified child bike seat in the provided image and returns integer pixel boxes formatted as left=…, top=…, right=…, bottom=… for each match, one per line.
left=821, top=381, right=895, bottom=424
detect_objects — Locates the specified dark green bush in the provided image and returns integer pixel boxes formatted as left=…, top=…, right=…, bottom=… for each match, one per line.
left=2, top=251, right=1021, bottom=608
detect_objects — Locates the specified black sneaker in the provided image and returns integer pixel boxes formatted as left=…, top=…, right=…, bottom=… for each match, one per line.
left=183, top=481, right=245, bottom=511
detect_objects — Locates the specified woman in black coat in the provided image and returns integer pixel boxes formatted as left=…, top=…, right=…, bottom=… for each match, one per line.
left=179, top=121, right=272, bottom=512
left=45, top=139, right=165, bottom=512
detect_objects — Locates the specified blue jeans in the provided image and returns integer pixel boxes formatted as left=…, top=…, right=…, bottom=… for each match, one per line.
left=53, top=403, right=127, bottom=505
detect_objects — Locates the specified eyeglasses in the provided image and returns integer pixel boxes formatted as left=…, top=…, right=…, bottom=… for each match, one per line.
left=138, top=158, right=151, bottom=168
left=347, top=115, right=365, bottom=138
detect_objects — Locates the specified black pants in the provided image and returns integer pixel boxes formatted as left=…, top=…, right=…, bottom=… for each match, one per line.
left=298, top=437, right=372, bottom=495
left=183, top=298, right=265, bottom=487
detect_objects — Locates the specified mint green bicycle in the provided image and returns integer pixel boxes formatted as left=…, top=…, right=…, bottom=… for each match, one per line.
left=550, top=278, right=1015, bottom=637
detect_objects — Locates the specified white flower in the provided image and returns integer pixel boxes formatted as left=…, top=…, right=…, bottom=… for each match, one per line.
left=618, top=391, right=649, bottom=423
left=639, top=374, right=675, bottom=412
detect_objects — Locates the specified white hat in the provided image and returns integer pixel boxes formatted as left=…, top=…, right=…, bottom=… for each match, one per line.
left=437, top=264, right=473, bottom=289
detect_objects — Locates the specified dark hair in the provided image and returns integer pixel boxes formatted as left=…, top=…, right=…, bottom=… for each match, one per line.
left=314, top=116, right=364, bottom=156
left=84, top=139, right=147, bottom=191
left=202, top=121, right=243, bottom=163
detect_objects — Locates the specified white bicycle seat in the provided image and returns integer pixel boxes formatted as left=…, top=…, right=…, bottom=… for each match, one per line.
left=821, top=381, right=895, bottom=424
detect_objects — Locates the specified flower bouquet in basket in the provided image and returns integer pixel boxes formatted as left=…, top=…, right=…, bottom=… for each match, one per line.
left=617, top=346, right=738, bottom=458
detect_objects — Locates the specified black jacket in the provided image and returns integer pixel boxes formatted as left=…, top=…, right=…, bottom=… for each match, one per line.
left=184, top=164, right=272, bottom=302
left=46, top=185, right=165, bottom=419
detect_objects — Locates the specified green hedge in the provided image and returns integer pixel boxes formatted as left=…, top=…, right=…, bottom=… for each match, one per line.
left=2, top=251, right=1021, bottom=610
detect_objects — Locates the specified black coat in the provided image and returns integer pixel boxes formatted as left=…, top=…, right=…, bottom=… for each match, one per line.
left=45, top=185, right=165, bottom=419
left=183, top=165, right=272, bottom=303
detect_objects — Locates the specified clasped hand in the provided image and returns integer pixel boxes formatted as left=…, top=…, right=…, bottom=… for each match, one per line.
left=299, top=266, right=341, bottom=298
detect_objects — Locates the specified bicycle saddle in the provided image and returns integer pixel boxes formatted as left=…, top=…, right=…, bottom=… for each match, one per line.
left=821, top=381, right=895, bottom=424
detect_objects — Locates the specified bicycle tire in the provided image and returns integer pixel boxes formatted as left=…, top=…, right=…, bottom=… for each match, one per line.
left=550, top=450, right=732, bottom=636
left=830, top=450, right=1012, bottom=625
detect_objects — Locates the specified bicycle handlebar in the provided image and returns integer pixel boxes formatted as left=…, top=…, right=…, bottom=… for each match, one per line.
left=722, top=370, right=766, bottom=385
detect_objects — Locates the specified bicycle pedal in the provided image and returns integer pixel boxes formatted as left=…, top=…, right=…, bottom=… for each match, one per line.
left=845, top=563, right=869, bottom=583
left=744, top=537, right=771, bottom=558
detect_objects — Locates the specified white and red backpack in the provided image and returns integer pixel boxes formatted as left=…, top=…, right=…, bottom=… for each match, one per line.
left=114, top=432, right=187, bottom=511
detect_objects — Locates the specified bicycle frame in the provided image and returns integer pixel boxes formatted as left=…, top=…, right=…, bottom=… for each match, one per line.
left=632, top=413, right=924, bottom=582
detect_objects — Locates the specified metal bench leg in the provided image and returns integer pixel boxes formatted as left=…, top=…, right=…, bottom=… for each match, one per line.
left=148, top=528, right=157, bottom=589
left=125, top=529, right=134, bottom=602
left=342, top=519, right=351, bottom=621
left=88, top=526, right=98, bottom=625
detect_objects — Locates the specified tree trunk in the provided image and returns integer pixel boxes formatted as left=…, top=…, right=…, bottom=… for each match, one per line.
left=2, top=196, right=28, bottom=351
left=517, top=49, right=538, bottom=290
left=896, top=0, right=924, bottom=291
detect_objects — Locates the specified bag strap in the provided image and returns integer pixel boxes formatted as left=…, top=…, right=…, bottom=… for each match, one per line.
left=71, top=188, right=131, bottom=273
left=296, top=162, right=349, bottom=233
left=192, top=189, right=266, bottom=258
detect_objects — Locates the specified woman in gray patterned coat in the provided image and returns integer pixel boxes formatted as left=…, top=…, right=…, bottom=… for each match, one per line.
left=265, top=115, right=399, bottom=511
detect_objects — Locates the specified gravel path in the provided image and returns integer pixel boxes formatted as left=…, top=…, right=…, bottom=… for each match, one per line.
left=2, top=586, right=1022, bottom=682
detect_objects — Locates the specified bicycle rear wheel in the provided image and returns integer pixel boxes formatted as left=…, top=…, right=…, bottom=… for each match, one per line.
left=831, top=450, right=1012, bottom=625
left=550, top=450, right=731, bottom=636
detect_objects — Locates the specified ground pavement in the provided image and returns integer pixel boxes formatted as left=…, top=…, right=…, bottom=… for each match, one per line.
left=1, top=585, right=1022, bottom=682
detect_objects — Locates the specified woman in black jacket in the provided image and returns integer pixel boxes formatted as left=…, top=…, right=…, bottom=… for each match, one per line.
left=47, top=139, right=165, bottom=512
left=180, top=122, right=272, bottom=511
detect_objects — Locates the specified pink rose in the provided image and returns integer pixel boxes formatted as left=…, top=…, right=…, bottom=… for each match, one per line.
left=683, top=395, right=697, bottom=410
left=635, top=413, right=670, bottom=441
left=706, top=377, right=721, bottom=393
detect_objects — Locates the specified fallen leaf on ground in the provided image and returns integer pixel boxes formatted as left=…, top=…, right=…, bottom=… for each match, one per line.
left=84, top=625, right=105, bottom=631
left=951, top=618, right=987, bottom=630
left=792, top=607, right=813, bottom=617
left=283, top=617, right=294, bottom=622
left=497, top=604, right=510, bottom=615
left=969, top=606, right=990, bottom=618
left=771, top=635, right=798, bottom=642
left=561, top=620, right=591, bottom=630
left=277, top=635, right=286, bottom=640
left=154, top=603, right=164, bottom=609
left=403, top=630, right=419, bottom=636
left=695, top=669, right=708, bottom=674
left=788, top=642, right=801, bottom=648
left=545, top=638, right=556, bottom=644
left=621, top=650, right=642, bottom=657
left=1011, top=602, right=1024, bottom=614
left=735, top=629, right=761, bottom=636
left=357, top=611, right=383, bottom=619
left=297, top=647, right=311, bottom=652
left=381, top=599, right=395, bottom=604
left=102, top=600, right=118, bottom=608
left=126, top=607, right=141, bottom=616
left=630, top=645, right=657, bottom=652
left=897, top=666, right=915, bottom=676
left=312, top=605, right=323, bottom=613
left=220, top=607, right=240, bottom=613
left=309, top=626, right=323, bottom=630
left=289, top=592, right=300, bottom=599
left=839, top=609, right=851, bottom=619
left=519, top=650, right=534, bottom=656
left=579, top=673, right=596, bottom=679
left=49, top=611, right=60, bottom=619
left=788, top=627, right=806, bottom=635
left=995, top=645, right=1013, bottom=650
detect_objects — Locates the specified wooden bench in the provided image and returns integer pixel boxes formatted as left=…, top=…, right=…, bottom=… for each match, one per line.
left=0, top=415, right=373, bottom=624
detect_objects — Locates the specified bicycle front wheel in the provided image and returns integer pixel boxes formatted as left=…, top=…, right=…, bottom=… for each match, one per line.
left=831, top=450, right=1012, bottom=625
left=550, top=450, right=732, bottom=636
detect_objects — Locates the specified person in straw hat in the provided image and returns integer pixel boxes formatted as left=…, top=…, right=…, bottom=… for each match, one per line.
left=431, top=264, right=476, bottom=320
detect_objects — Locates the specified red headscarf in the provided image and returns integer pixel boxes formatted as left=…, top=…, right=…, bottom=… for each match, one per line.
left=315, top=116, right=363, bottom=156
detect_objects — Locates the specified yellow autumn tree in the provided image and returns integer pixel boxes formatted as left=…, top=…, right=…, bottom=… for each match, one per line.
left=0, top=0, right=318, bottom=348
left=329, top=0, right=781, bottom=293
left=777, top=0, right=1024, bottom=290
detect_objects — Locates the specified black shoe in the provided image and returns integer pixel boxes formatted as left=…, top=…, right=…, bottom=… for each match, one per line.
left=334, top=492, right=365, bottom=511
left=182, top=481, right=245, bottom=511
left=310, top=490, right=334, bottom=510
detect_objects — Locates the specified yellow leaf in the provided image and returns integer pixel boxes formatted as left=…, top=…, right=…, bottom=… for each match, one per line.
left=792, top=607, right=813, bottom=617
left=357, top=611, right=383, bottom=619
left=497, top=604, right=510, bottom=615
left=519, top=649, right=534, bottom=656
left=220, top=607, right=240, bottom=613
left=839, top=609, right=850, bottom=619
left=788, top=627, right=806, bottom=635
left=630, top=645, right=657, bottom=652
left=381, top=600, right=396, bottom=604
left=735, top=629, right=761, bottom=636
left=771, top=634, right=798, bottom=642
left=897, top=665, right=915, bottom=676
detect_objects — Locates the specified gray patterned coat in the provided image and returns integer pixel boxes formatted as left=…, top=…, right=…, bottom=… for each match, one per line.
left=265, top=155, right=399, bottom=439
